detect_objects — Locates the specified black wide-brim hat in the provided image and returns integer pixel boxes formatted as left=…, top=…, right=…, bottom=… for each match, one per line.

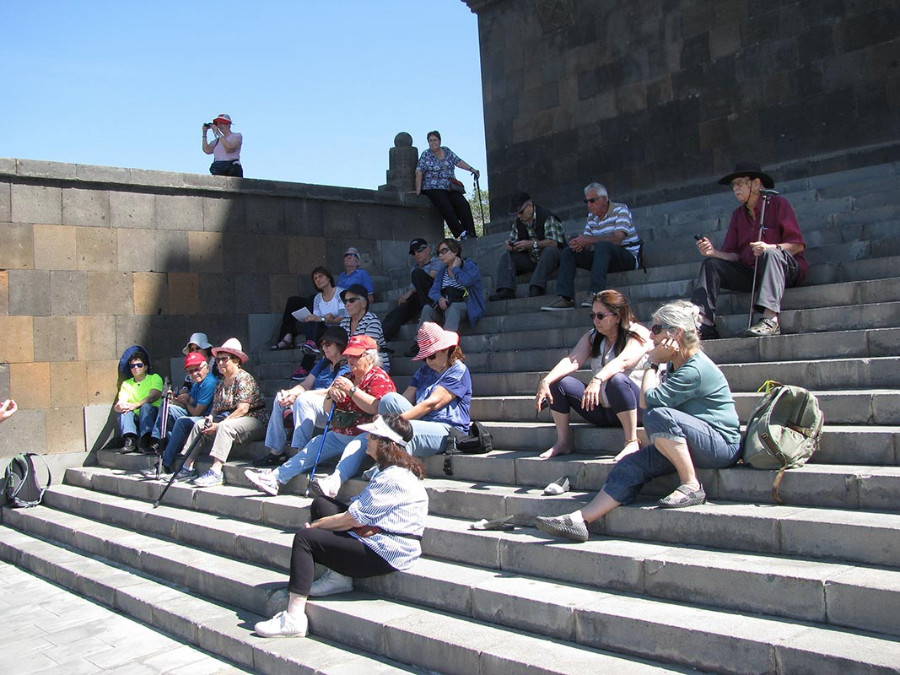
left=718, top=161, right=775, bottom=189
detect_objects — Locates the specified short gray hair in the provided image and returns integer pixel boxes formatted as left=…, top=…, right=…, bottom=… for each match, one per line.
left=584, top=182, right=608, bottom=199
left=652, top=300, right=701, bottom=351
left=364, top=348, right=383, bottom=368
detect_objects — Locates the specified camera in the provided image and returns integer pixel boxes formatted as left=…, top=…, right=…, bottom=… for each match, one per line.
left=507, top=238, right=518, bottom=248
left=203, top=122, right=214, bottom=130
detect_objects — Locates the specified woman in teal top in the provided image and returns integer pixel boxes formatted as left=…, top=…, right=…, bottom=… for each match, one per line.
left=536, top=300, right=741, bottom=542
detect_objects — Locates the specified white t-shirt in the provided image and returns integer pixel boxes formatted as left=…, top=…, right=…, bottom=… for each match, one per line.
left=212, top=132, right=242, bottom=161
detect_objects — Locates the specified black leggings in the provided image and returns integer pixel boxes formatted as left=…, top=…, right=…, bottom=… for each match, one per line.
left=287, top=496, right=395, bottom=595
left=422, top=189, right=476, bottom=238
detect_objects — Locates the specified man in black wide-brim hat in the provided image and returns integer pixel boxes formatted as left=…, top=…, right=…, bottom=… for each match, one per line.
left=691, top=161, right=808, bottom=339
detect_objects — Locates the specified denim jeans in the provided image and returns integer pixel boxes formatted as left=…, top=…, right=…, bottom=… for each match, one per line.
left=556, top=242, right=637, bottom=299
left=162, top=415, right=204, bottom=468
left=275, top=430, right=367, bottom=485
left=602, top=407, right=741, bottom=504
left=264, top=391, right=327, bottom=452
left=118, top=403, right=159, bottom=439
left=151, top=403, right=191, bottom=440
left=378, top=392, right=451, bottom=457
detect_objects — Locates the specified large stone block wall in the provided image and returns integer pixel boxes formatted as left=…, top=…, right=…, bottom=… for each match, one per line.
left=464, top=0, right=900, bottom=220
left=0, top=158, right=441, bottom=459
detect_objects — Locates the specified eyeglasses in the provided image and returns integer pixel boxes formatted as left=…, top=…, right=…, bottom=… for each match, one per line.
left=321, top=341, right=333, bottom=348
left=437, top=247, right=451, bottom=255
left=215, top=355, right=232, bottom=363
left=589, top=311, right=615, bottom=320
left=343, top=297, right=361, bottom=304
left=186, top=366, right=204, bottom=374
left=731, top=178, right=752, bottom=189
left=650, top=324, right=673, bottom=335
left=129, top=362, right=145, bottom=369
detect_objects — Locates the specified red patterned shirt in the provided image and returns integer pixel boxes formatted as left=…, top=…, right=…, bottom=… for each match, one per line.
left=333, top=366, right=396, bottom=436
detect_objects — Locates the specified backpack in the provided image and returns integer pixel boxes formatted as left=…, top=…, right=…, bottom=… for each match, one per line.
left=741, top=381, right=824, bottom=503
left=442, top=421, right=493, bottom=476
left=2, top=453, right=52, bottom=508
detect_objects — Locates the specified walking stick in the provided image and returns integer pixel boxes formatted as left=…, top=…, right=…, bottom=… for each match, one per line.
left=153, top=418, right=210, bottom=508
left=305, top=403, right=337, bottom=497
left=746, top=190, right=776, bottom=331
left=474, top=175, right=486, bottom=234
left=154, top=378, right=171, bottom=480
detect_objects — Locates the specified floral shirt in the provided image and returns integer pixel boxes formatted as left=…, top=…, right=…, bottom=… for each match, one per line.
left=211, top=369, right=268, bottom=423
left=417, top=147, right=462, bottom=191
left=333, top=366, right=396, bottom=436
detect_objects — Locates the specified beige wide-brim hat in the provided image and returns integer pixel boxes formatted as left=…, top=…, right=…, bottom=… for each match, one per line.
left=357, top=415, right=408, bottom=448
left=211, top=337, right=248, bottom=364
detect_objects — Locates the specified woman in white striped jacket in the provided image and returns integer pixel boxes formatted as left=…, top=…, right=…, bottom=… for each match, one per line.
left=254, top=414, right=428, bottom=639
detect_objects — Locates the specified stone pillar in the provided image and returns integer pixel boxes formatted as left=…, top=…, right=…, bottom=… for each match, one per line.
left=379, top=132, right=418, bottom=193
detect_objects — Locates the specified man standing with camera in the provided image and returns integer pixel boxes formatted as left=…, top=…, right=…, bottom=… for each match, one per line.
left=489, top=192, right=566, bottom=301
left=202, top=113, right=243, bottom=177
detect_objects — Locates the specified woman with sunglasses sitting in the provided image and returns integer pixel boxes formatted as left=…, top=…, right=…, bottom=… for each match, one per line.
left=339, top=283, right=390, bottom=373
left=254, top=414, right=427, bottom=638
left=535, top=290, right=651, bottom=461
left=311, top=323, right=471, bottom=498
left=114, top=345, right=163, bottom=453
left=407, top=237, right=485, bottom=357
left=535, top=300, right=741, bottom=542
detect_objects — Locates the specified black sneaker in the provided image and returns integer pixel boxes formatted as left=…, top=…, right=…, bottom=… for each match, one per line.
left=252, top=452, right=287, bottom=468
left=698, top=323, right=720, bottom=340
left=118, top=435, right=138, bottom=454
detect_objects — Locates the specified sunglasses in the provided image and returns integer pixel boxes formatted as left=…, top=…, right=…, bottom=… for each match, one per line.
left=344, top=252, right=358, bottom=258
left=343, top=297, right=362, bottom=304
left=437, top=247, right=452, bottom=255
left=186, top=367, right=203, bottom=374
left=425, top=352, right=440, bottom=361
left=129, top=362, right=145, bottom=369
left=321, top=340, right=333, bottom=348
left=583, top=197, right=602, bottom=204
left=650, top=324, right=673, bottom=335
left=413, top=245, right=428, bottom=253
left=215, top=355, right=232, bottom=363
left=588, top=311, right=615, bottom=320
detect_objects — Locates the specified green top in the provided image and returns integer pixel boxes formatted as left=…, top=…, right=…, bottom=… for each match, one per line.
left=644, top=351, right=740, bottom=445
left=118, top=373, right=164, bottom=408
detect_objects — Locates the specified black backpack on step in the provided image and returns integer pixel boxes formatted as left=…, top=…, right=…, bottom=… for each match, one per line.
left=443, top=421, right=493, bottom=476
left=2, top=453, right=52, bottom=508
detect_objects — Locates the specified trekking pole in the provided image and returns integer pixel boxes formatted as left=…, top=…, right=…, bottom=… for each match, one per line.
left=746, top=190, right=776, bottom=331
left=154, top=379, right=171, bottom=480
left=474, top=175, right=486, bottom=234
left=305, top=404, right=337, bottom=497
left=153, top=418, right=210, bottom=508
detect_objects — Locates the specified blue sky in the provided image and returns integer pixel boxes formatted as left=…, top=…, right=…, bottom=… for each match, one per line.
left=0, top=1, right=486, bottom=190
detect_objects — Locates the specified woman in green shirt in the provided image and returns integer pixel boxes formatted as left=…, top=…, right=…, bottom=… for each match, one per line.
left=114, top=346, right=163, bottom=453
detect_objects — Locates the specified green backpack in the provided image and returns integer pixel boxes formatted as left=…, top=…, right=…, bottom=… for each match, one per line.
left=741, top=381, right=825, bottom=503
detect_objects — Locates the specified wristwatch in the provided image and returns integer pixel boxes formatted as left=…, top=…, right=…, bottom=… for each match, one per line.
left=776, top=244, right=783, bottom=251
left=532, top=241, right=539, bottom=252
left=349, top=385, right=358, bottom=396
left=648, top=363, right=660, bottom=371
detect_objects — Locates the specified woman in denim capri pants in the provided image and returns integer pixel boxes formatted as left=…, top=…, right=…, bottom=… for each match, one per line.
left=535, top=300, right=741, bottom=542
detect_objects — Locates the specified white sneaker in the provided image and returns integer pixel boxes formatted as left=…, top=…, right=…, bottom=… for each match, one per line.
left=245, top=469, right=279, bottom=496
left=311, top=472, right=341, bottom=498
left=309, top=569, right=354, bottom=597
left=254, top=610, right=308, bottom=638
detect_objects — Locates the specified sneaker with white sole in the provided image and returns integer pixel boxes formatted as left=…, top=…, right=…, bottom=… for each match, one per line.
left=580, top=293, right=598, bottom=308
left=309, top=568, right=354, bottom=597
left=245, top=469, right=279, bottom=496
left=192, top=469, right=224, bottom=488
left=254, top=610, right=308, bottom=638
left=310, top=472, right=341, bottom=498
left=173, top=467, right=198, bottom=482
left=534, top=513, right=589, bottom=542
left=140, top=466, right=172, bottom=479
left=541, top=297, right=575, bottom=311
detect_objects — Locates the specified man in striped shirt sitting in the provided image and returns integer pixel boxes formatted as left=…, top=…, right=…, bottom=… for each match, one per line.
left=542, top=182, right=641, bottom=310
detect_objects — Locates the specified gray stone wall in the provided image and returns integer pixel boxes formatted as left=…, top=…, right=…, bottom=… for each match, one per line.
left=0, top=158, right=442, bottom=458
left=464, top=0, right=900, bottom=221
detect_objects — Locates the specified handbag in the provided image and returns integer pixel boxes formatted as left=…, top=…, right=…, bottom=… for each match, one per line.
left=449, top=177, right=466, bottom=194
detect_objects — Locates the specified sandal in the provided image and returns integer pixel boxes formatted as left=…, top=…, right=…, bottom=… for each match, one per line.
left=270, top=339, right=293, bottom=351
left=657, top=483, right=706, bottom=509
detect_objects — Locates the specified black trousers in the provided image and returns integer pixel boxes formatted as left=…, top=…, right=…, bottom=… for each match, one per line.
left=422, top=189, right=476, bottom=238
left=278, top=295, right=325, bottom=344
left=381, top=268, right=435, bottom=341
left=691, top=248, right=801, bottom=320
left=287, top=496, right=394, bottom=595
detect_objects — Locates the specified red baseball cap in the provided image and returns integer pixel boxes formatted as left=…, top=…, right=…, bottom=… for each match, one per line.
left=184, top=352, right=207, bottom=370
left=342, top=335, right=378, bottom=356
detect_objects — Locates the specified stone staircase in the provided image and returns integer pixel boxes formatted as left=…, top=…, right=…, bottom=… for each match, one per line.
left=2, top=161, right=900, bottom=673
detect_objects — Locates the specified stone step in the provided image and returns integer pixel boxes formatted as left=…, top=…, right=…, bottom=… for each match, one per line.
left=37, top=475, right=900, bottom=657
left=461, top=357, right=900, bottom=396
left=471, top=389, right=900, bottom=426
left=480, top=421, right=899, bottom=466
left=423, top=449, right=900, bottom=509
left=0, top=526, right=414, bottom=675
left=1, top=498, right=685, bottom=674
left=419, top=478, right=900, bottom=568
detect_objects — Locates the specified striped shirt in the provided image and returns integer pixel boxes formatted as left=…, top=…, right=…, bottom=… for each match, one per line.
left=340, top=311, right=390, bottom=373
left=583, top=202, right=640, bottom=259
left=348, top=465, right=429, bottom=570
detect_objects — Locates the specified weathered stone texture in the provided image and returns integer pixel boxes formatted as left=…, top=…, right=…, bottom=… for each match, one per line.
left=109, top=190, right=155, bottom=229
left=49, top=361, right=88, bottom=408
left=62, top=187, right=109, bottom=227
left=187, top=231, right=224, bottom=272
left=76, top=315, right=117, bottom=362
left=76, top=227, right=117, bottom=271
left=34, top=224, right=77, bottom=270
left=0, top=223, right=34, bottom=269
left=0, top=316, right=34, bottom=363
left=9, top=361, right=51, bottom=409
left=11, top=183, right=61, bottom=224
left=33, top=315, right=78, bottom=363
